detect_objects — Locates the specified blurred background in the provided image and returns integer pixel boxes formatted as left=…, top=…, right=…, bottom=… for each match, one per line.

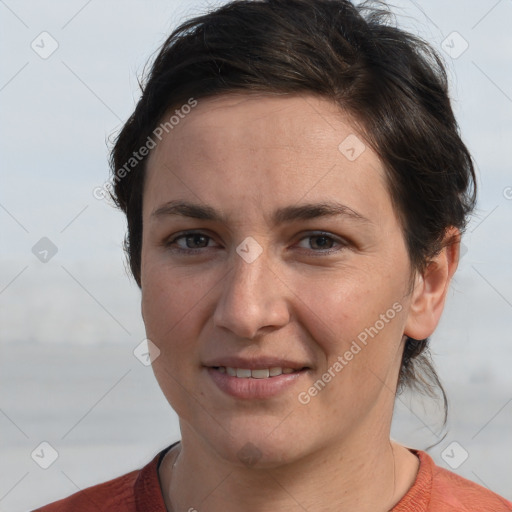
left=1, top=0, right=511, bottom=509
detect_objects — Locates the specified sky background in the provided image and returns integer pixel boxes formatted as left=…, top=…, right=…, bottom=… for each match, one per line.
left=1, top=0, right=511, bottom=508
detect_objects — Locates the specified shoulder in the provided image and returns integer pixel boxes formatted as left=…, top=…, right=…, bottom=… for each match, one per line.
left=32, top=444, right=176, bottom=512
left=407, top=449, right=512, bottom=512
left=428, top=455, right=512, bottom=511
left=32, top=469, right=140, bottom=512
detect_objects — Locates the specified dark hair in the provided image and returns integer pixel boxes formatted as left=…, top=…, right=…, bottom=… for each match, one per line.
left=109, top=0, right=477, bottom=430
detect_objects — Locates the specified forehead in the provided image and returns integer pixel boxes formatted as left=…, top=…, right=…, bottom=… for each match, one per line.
left=143, top=93, right=393, bottom=226
left=150, top=93, right=367, bottom=164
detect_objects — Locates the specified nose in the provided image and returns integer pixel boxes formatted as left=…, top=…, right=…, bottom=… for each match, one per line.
left=212, top=247, right=291, bottom=340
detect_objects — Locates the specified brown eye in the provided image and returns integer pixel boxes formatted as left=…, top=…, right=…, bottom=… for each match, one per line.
left=309, top=235, right=335, bottom=250
left=164, top=231, right=218, bottom=254
left=295, top=232, right=348, bottom=254
left=180, top=233, right=210, bottom=249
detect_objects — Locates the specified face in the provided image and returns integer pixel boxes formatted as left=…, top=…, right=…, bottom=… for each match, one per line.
left=140, top=93, right=419, bottom=467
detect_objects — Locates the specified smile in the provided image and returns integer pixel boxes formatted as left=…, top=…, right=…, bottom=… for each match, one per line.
left=206, top=366, right=310, bottom=399
left=212, top=366, right=305, bottom=378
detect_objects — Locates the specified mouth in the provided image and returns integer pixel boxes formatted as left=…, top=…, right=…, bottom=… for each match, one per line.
left=209, top=366, right=309, bottom=379
left=205, top=363, right=311, bottom=399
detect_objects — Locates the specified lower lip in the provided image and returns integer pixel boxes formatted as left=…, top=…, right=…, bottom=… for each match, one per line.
left=206, top=367, right=309, bottom=400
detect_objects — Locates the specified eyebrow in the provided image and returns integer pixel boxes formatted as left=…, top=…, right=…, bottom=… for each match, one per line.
left=150, top=200, right=373, bottom=226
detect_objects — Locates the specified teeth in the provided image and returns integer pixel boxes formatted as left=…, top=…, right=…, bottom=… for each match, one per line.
left=215, top=366, right=301, bottom=378
left=251, top=369, right=269, bottom=379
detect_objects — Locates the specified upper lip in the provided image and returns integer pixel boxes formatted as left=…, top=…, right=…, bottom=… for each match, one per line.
left=203, top=357, right=310, bottom=370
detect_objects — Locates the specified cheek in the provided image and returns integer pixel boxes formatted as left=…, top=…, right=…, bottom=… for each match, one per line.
left=141, top=264, right=208, bottom=419
left=142, top=245, right=199, bottom=318
left=141, top=262, right=204, bottom=359
left=295, top=270, right=406, bottom=387
left=295, top=269, right=400, bottom=344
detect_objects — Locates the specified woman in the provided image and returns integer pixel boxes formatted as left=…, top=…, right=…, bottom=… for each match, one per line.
left=35, top=0, right=512, bottom=510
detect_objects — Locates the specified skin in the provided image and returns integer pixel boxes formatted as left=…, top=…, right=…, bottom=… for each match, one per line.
left=140, top=93, right=460, bottom=512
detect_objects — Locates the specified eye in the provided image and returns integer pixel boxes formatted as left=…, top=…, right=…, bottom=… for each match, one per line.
left=295, top=232, right=348, bottom=253
left=163, top=230, right=348, bottom=256
left=164, top=231, right=218, bottom=254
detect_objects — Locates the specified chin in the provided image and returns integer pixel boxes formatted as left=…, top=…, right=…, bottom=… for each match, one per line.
left=200, top=423, right=309, bottom=469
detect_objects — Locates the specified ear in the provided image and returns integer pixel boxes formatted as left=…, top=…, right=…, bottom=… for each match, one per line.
left=403, top=226, right=461, bottom=340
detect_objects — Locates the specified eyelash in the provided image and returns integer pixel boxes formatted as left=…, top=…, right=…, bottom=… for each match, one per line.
left=163, top=231, right=348, bottom=256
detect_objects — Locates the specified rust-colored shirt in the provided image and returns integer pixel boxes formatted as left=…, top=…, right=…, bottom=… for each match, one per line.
left=34, top=442, right=512, bottom=511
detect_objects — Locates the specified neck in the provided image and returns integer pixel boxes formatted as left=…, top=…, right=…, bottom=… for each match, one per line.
left=159, top=426, right=419, bottom=512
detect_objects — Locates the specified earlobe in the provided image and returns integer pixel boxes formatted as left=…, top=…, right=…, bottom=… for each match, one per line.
left=403, top=227, right=461, bottom=341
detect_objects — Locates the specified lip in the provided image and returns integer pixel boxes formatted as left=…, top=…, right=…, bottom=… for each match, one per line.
left=206, top=367, right=309, bottom=400
left=203, top=356, right=310, bottom=371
